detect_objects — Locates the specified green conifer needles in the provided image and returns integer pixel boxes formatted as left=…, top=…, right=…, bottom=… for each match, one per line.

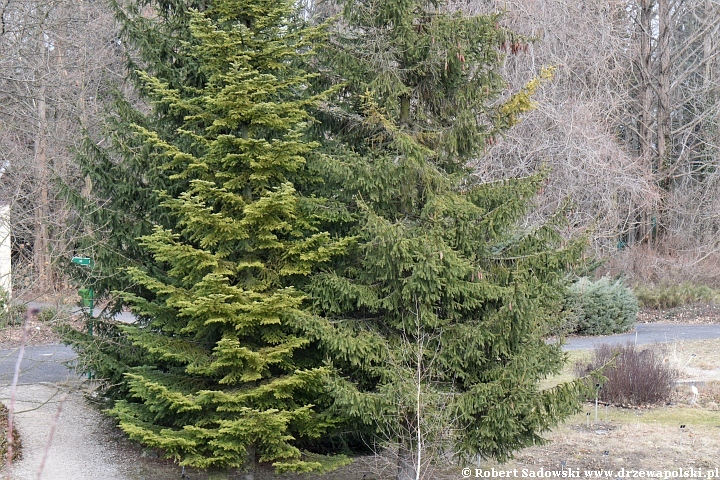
left=312, top=168, right=586, bottom=464
left=308, top=0, right=586, bottom=473
left=105, top=0, right=348, bottom=472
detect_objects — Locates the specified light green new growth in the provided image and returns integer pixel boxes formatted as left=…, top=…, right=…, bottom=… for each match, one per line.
left=104, top=0, right=350, bottom=473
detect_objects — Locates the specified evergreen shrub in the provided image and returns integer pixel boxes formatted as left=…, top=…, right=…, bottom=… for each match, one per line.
left=575, top=343, right=676, bottom=406
left=567, top=277, right=638, bottom=335
left=634, top=282, right=719, bottom=309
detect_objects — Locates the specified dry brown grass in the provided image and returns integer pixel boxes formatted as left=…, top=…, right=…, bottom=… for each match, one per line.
left=0, top=309, right=85, bottom=348
left=663, top=339, right=720, bottom=384
left=0, top=403, right=21, bottom=465
left=477, top=339, right=720, bottom=477
left=483, top=406, right=720, bottom=472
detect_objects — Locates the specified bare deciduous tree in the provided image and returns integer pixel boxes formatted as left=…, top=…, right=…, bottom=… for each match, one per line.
left=0, top=0, right=123, bottom=293
left=463, top=0, right=720, bottom=282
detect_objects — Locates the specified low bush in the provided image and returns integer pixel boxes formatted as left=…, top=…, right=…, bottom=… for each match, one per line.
left=567, top=277, right=638, bottom=335
left=575, top=343, right=676, bottom=406
left=37, top=307, right=58, bottom=323
left=0, top=303, right=26, bottom=327
left=634, top=282, right=719, bottom=309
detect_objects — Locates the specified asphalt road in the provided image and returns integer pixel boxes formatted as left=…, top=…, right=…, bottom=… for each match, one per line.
left=0, top=301, right=133, bottom=385
left=0, top=322, right=718, bottom=384
left=562, top=322, right=720, bottom=350
left=0, top=344, right=79, bottom=385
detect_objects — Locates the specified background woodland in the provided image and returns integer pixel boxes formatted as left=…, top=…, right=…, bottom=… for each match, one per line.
left=2, top=0, right=719, bottom=293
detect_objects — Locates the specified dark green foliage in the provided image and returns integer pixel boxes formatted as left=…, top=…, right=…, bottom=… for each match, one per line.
left=112, top=0, right=211, bottom=91
left=567, top=278, right=638, bottom=336
left=59, top=318, right=155, bottom=397
left=313, top=172, right=588, bottom=464
left=575, top=343, right=676, bottom=406
left=634, top=282, right=719, bottom=309
left=306, top=0, right=587, bottom=471
left=313, top=0, right=537, bottom=174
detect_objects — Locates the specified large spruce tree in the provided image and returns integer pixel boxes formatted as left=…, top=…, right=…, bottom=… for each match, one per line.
left=305, top=1, right=588, bottom=478
left=69, top=0, right=349, bottom=475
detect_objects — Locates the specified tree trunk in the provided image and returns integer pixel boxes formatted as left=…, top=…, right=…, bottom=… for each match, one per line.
left=397, top=443, right=417, bottom=480
left=656, top=0, right=671, bottom=242
left=242, top=443, right=256, bottom=480
left=400, top=94, right=410, bottom=125
left=637, top=0, right=655, bottom=245
left=33, top=71, right=51, bottom=286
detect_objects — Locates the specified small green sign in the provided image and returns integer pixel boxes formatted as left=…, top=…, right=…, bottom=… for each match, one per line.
left=71, top=257, right=93, bottom=267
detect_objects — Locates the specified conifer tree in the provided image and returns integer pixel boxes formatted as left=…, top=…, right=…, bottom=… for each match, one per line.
left=306, top=1, right=589, bottom=478
left=71, top=0, right=349, bottom=475
left=61, top=0, right=590, bottom=476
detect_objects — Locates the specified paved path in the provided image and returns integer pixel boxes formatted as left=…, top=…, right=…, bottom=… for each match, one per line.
left=562, top=322, right=720, bottom=350
left=1, top=384, right=136, bottom=480
left=23, top=301, right=136, bottom=324
left=0, top=354, right=184, bottom=478
left=0, top=344, right=78, bottom=385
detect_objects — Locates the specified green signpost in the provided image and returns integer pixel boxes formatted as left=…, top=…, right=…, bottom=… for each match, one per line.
left=72, top=257, right=94, bottom=302
left=71, top=256, right=94, bottom=324
left=72, top=256, right=94, bottom=379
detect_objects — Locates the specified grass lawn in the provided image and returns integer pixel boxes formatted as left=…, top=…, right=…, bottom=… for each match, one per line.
left=481, top=338, right=720, bottom=475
